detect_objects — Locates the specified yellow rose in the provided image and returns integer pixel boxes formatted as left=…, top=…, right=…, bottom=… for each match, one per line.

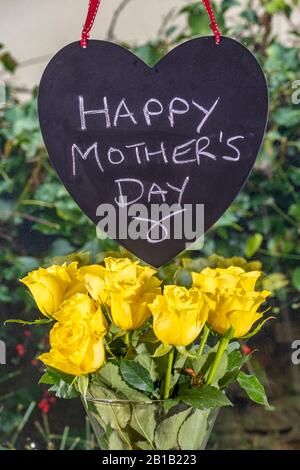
left=39, top=294, right=107, bottom=375
left=20, top=263, right=86, bottom=318
left=78, top=258, right=162, bottom=330
left=77, top=258, right=139, bottom=306
left=192, top=266, right=270, bottom=338
left=109, top=260, right=162, bottom=330
left=104, top=257, right=161, bottom=299
left=110, top=294, right=149, bottom=331
left=192, top=266, right=262, bottom=293
left=149, top=285, right=208, bottom=346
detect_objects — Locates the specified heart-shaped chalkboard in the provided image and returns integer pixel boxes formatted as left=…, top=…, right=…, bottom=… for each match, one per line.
left=38, top=37, right=268, bottom=267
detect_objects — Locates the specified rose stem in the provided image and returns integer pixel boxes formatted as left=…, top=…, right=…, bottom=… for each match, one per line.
left=125, top=332, right=130, bottom=348
left=197, top=324, right=210, bottom=356
left=206, top=327, right=234, bottom=385
left=163, top=347, right=175, bottom=400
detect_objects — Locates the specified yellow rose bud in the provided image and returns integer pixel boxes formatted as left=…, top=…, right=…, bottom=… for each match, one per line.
left=39, top=294, right=107, bottom=376
left=104, top=257, right=138, bottom=278
left=77, top=265, right=108, bottom=304
left=20, top=263, right=85, bottom=318
left=109, top=262, right=161, bottom=331
left=55, top=293, right=108, bottom=336
left=149, top=285, right=208, bottom=346
left=110, top=294, right=150, bottom=331
left=192, top=266, right=271, bottom=338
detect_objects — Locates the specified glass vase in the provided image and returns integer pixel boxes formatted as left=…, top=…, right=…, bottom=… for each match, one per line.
left=85, top=396, right=218, bottom=450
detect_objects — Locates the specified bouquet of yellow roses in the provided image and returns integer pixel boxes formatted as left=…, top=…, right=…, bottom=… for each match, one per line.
left=16, top=257, right=272, bottom=450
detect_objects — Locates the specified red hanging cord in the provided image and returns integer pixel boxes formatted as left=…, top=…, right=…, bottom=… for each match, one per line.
left=81, top=0, right=101, bottom=48
left=201, top=0, right=221, bottom=45
left=80, top=0, right=221, bottom=48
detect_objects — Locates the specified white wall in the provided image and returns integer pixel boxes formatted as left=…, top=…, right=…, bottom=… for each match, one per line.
left=0, top=0, right=187, bottom=88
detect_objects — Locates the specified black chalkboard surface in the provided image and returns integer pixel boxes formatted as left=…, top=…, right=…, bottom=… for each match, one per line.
left=38, top=37, right=268, bottom=267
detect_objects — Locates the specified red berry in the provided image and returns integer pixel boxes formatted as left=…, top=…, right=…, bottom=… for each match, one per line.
left=16, top=343, right=25, bottom=357
left=242, top=344, right=252, bottom=355
left=38, top=398, right=50, bottom=414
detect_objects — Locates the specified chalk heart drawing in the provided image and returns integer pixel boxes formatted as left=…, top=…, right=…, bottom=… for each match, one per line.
left=38, top=37, right=268, bottom=267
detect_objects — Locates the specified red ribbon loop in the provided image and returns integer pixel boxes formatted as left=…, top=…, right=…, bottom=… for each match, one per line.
left=81, top=0, right=101, bottom=48
left=201, top=0, right=221, bottom=45
left=80, top=0, right=221, bottom=48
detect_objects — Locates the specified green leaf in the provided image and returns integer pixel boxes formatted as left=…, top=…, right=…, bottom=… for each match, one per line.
left=273, top=107, right=300, bottom=127
left=89, top=386, right=132, bottom=430
left=108, top=431, right=130, bottom=450
left=288, top=203, right=300, bottom=224
left=120, top=360, right=154, bottom=394
left=130, top=403, right=157, bottom=448
left=211, top=351, right=228, bottom=386
left=262, top=273, right=288, bottom=292
left=49, top=380, right=79, bottom=399
left=179, top=385, right=232, bottom=410
left=39, top=367, right=75, bottom=385
left=163, top=398, right=180, bottom=413
left=77, top=375, right=89, bottom=407
left=218, top=350, right=243, bottom=388
left=192, top=348, right=228, bottom=385
left=292, top=267, right=300, bottom=291
left=0, top=286, right=11, bottom=303
left=133, top=44, right=163, bottom=67
left=219, top=348, right=254, bottom=388
left=94, top=362, right=125, bottom=390
left=245, top=233, right=263, bottom=258
left=5, top=318, right=53, bottom=326
left=241, top=316, right=275, bottom=339
left=174, top=268, right=192, bottom=287
left=39, top=371, right=58, bottom=385
left=265, top=0, right=287, bottom=14
left=135, top=343, right=160, bottom=382
left=227, top=341, right=241, bottom=353
left=191, top=353, right=210, bottom=375
left=15, top=256, right=39, bottom=274
left=178, top=409, right=209, bottom=450
left=93, top=362, right=146, bottom=401
left=139, top=329, right=159, bottom=344
left=241, top=8, right=258, bottom=24
left=172, top=353, right=187, bottom=389
left=47, top=239, right=74, bottom=257
left=184, top=6, right=210, bottom=36
left=176, top=346, right=199, bottom=358
left=165, top=26, right=177, bottom=38
left=219, top=369, right=239, bottom=389
left=152, top=343, right=172, bottom=357
left=154, top=409, right=191, bottom=450
left=227, top=349, right=244, bottom=370
left=136, top=441, right=152, bottom=450
left=237, top=371, right=271, bottom=409
left=0, top=52, right=17, bottom=72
